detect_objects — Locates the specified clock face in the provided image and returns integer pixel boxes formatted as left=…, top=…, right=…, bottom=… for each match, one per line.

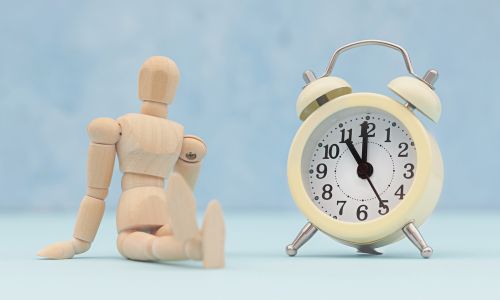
left=304, top=107, right=417, bottom=223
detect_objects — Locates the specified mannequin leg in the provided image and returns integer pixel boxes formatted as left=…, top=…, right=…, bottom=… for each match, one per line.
left=165, top=173, right=198, bottom=242
left=117, top=230, right=156, bottom=261
left=151, top=235, right=191, bottom=260
left=117, top=228, right=202, bottom=261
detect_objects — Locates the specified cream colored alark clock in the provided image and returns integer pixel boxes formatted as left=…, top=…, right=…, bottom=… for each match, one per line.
left=286, top=40, right=444, bottom=258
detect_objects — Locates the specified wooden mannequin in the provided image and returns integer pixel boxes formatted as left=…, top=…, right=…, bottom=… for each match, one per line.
left=38, top=56, right=225, bottom=269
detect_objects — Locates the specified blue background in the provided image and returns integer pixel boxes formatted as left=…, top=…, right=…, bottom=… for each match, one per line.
left=0, top=0, right=497, bottom=211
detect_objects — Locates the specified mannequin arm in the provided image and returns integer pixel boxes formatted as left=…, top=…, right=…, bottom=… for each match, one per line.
left=173, top=135, right=207, bottom=190
left=38, top=118, right=121, bottom=259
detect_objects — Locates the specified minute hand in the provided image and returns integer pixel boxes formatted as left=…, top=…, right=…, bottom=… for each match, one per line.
left=361, top=121, right=369, bottom=163
left=366, top=177, right=385, bottom=208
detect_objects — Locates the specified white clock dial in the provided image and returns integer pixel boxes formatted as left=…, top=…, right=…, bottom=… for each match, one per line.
left=304, top=107, right=416, bottom=223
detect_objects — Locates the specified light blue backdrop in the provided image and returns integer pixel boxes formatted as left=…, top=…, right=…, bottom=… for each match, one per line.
left=0, top=0, right=497, bottom=211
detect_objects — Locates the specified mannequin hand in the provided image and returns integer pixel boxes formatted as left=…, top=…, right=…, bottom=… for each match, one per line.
left=37, top=238, right=91, bottom=259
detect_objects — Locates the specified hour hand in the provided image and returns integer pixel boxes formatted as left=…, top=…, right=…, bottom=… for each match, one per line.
left=345, top=140, right=362, bottom=165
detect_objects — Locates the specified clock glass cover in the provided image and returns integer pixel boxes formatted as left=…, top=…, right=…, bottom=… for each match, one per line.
left=303, top=107, right=417, bottom=222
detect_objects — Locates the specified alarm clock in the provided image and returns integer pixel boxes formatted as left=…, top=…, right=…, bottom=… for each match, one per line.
left=286, top=40, right=443, bottom=258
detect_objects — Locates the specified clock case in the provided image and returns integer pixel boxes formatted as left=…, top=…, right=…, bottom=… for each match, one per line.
left=286, top=40, right=444, bottom=258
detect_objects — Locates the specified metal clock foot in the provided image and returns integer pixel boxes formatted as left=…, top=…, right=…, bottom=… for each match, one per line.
left=286, top=222, right=318, bottom=256
left=402, top=222, right=433, bottom=258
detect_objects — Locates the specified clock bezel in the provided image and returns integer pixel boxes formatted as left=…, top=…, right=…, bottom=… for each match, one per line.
left=288, top=92, right=442, bottom=244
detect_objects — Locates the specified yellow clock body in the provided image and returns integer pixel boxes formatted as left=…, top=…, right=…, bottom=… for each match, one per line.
left=286, top=40, right=444, bottom=257
left=288, top=92, right=443, bottom=248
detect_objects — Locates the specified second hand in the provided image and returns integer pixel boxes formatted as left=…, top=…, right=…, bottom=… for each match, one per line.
left=366, top=177, right=385, bottom=208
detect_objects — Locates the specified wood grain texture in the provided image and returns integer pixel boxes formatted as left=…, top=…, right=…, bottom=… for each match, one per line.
left=165, top=173, right=198, bottom=243
left=138, top=56, right=179, bottom=104
left=173, top=161, right=201, bottom=191
left=117, top=230, right=156, bottom=261
left=117, top=231, right=192, bottom=261
left=39, top=56, right=226, bottom=268
left=121, top=173, right=164, bottom=191
left=154, top=224, right=172, bottom=236
left=173, top=135, right=207, bottom=189
left=116, top=186, right=170, bottom=232
left=86, top=187, right=108, bottom=200
left=140, top=100, right=168, bottom=118
left=87, top=143, right=116, bottom=189
left=202, top=200, right=225, bottom=268
left=37, top=240, right=76, bottom=259
left=185, top=236, right=202, bottom=260
left=87, top=118, right=121, bottom=145
left=117, top=113, right=183, bottom=178
left=73, top=196, right=105, bottom=242
left=72, top=238, right=91, bottom=254
left=151, top=236, right=188, bottom=261
left=178, top=135, right=207, bottom=163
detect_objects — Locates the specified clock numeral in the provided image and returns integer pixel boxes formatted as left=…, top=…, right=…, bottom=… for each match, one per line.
left=378, top=200, right=389, bottom=215
left=336, top=200, right=346, bottom=215
left=356, top=205, right=368, bottom=221
left=395, top=184, right=405, bottom=200
left=385, top=128, right=391, bottom=142
left=322, top=144, right=339, bottom=159
left=340, top=128, right=352, bottom=143
left=359, top=122, right=375, bottom=138
left=322, top=184, right=333, bottom=200
left=403, top=163, right=415, bottom=179
left=315, top=163, right=327, bottom=179
left=398, top=142, right=409, bottom=157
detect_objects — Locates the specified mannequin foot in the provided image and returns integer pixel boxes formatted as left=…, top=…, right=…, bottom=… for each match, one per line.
left=201, top=200, right=225, bottom=269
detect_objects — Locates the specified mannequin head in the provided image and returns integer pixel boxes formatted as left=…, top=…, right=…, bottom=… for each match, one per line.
left=138, top=56, right=180, bottom=118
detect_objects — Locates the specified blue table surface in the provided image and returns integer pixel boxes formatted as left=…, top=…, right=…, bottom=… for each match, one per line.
left=0, top=210, right=498, bottom=299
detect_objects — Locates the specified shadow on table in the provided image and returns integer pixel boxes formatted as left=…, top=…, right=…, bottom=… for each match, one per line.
left=226, top=250, right=490, bottom=260
left=37, top=255, right=210, bottom=270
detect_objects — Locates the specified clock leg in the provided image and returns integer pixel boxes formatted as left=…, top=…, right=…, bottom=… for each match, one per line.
left=402, top=222, right=433, bottom=258
left=286, top=222, right=318, bottom=256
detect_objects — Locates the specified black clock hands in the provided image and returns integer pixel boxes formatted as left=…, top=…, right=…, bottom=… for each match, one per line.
left=345, top=139, right=362, bottom=165
left=366, top=177, right=386, bottom=208
left=345, top=140, right=383, bottom=208
left=361, top=121, right=369, bottom=163
left=345, top=140, right=373, bottom=179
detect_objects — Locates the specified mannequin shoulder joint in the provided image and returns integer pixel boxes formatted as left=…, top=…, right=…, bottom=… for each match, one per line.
left=87, top=118, right=121, bottom=144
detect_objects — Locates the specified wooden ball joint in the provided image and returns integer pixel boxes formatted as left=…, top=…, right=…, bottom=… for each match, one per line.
left=38, top=56, right=226, bottom=269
